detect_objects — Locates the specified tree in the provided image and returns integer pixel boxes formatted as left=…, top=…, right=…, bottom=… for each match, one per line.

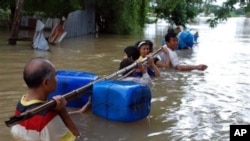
left=3, top=0, right=148, bottom=37
left=154, top=0, right=250, bottom=28
left=154, top=0, right=203, bottom=27
left=0, top=0, right=17, bottom=29
left=8, top=0, right=24, bottom=45
left=206, top=0, right=249, bottom=27
left=6, top=0, right=85, bottom=45
left=95, top=0, right=149, bottom=34
left=22, top=0, right=84, bottom=18
left=4, top=0, right=250, bottom=37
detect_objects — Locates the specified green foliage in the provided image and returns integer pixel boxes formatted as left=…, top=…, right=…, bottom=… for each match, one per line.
left=2, top=0, right=148, bottom=34
left=234, top=8, right=245, bottom=15
left=95, top=0, right=148, bottom=34
left=0, top=0, right=16, bottom=10
left=2, top=0, right=250, bottom=34
left=23, top=0, right=84, bottom=18
left=202, top=0, right=250, bottom=27
left=154, top=0, right=202, bottom=27
left=243, top=3, right=250, bottom=17
left=154, top=0, right=250, bottom=28
left=205, top=1, right=235, bottom=27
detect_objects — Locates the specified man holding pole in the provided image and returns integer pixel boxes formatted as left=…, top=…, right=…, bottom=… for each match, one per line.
left=10, top=57, right=80, bottom=141
left=157, top=32, right=207, bottom=71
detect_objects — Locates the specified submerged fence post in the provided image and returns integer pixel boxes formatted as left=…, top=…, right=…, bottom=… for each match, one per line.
left=8, top=0, right=24, bottom=45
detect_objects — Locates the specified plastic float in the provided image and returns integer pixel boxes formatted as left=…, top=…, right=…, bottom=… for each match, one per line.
left=49, top=70, right=152, bottom=122
left=48, top=70, right=99, bottom=108
left=92, top=80, right=151, bottom=122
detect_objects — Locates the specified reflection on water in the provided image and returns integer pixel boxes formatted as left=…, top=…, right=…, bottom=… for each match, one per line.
left=1, top=17, right=250, bottom=141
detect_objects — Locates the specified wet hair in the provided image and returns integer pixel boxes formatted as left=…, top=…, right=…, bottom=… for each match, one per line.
left=119, top=58, right=134, bottom=76
left=135, top=40, right=149, bottom=50
left=167, top=27, right=175, bottom=34
left=135, top=40, right=154, bottom=52
left=23, top=57, right=55, bottom=88
left=124, top=45, right=140, bottom=61
left=165, top=32, right=177, bottom=43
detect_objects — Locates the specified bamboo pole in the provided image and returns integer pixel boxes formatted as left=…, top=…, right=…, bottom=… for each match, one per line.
left=5, top=47, right=163, bottom=127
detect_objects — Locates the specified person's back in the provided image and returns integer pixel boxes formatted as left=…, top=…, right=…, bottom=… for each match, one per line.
left=11, top=100, right=75, bottom=141
left=10, top=57, right=79, bottom=141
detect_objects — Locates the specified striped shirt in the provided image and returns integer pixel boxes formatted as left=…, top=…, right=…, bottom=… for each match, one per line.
left=11, top=95, right=76, bottom=141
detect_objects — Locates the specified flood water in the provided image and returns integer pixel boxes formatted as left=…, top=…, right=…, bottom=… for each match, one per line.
left=1, top=17, right=250, bottom=141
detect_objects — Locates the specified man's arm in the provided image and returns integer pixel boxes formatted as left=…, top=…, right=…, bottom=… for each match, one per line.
left=148, top=56, right=161, bottom=77
left=59, top=108, right=80, bottom=136
left=137, top=62, right=152, bottom=86
left=175, top=64, right=208, bottom=71
left=53, top=96, right=80, bottom=136
left=162, top=46, right=171, bottom=68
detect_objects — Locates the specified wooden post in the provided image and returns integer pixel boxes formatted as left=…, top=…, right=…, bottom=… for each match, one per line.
left=8, top=0, right=25, bottom=45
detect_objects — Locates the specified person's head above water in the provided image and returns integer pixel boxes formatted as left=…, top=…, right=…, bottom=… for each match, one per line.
left=23, top=57, right=56, bottom=89
left=124, top=45, right=140, bottom=61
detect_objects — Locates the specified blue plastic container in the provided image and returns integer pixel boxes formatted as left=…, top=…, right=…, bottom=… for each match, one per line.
left=92, top=80, right=151, bottom=122
left=178, top=30, right=194, bottom=49
left=48, top=70, right=98, bottom=108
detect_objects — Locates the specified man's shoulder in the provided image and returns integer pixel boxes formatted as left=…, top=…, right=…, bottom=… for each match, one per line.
left=163, top=45, right=174, bottom=53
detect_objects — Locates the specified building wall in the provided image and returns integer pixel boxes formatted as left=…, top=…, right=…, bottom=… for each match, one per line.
left=64, top=3, right=96, bottom=38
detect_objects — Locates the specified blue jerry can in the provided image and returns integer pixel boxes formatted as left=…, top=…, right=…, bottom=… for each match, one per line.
left=92, top=80, right=151, bottom=122
left=48, top=70, right=98, bottom=108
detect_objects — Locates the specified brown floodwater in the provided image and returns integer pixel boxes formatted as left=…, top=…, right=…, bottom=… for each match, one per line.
left=1, top=17, right=250, bottom=141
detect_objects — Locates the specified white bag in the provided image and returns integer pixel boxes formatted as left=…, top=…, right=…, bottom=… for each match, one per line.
left=32, top=20, right=49, bottom=51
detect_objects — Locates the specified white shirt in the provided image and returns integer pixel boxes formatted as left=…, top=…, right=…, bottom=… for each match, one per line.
left=158, top=45, right=180, bottom=68
left=122, top=73, right=152, bottom=86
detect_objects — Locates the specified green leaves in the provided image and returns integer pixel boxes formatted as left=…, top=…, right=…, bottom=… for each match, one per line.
left=153, top=0, right=249, bottom=28
left=22, top=0, right=84, bottom=18
left=154, top=0, right=202, bottom=27
left=95, top=0, right=147, bottom=34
